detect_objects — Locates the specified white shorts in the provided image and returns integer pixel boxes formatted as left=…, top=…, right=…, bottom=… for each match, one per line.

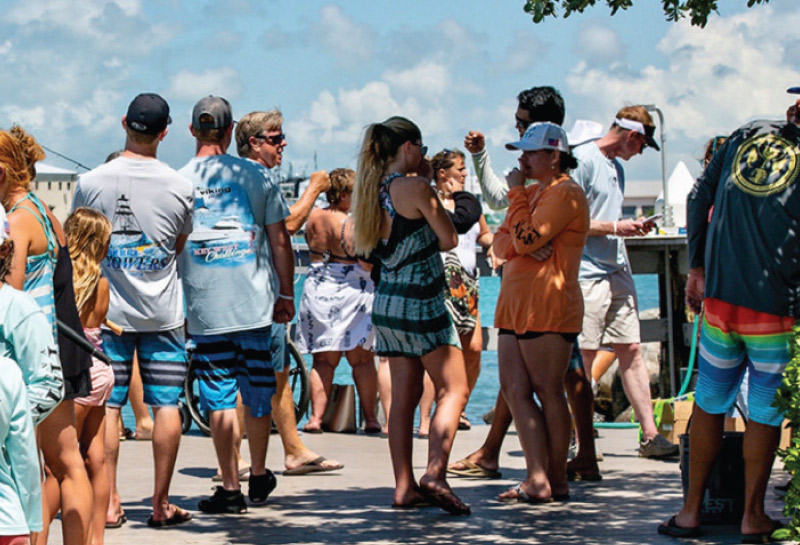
left=578, top=269, right=640, bottom=349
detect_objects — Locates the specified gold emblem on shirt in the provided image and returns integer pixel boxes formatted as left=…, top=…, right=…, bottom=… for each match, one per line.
left=732, top=133, right=799, bottom=196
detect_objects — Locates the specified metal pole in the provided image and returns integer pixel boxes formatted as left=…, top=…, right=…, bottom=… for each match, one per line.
left=643, top=105, right=670, bottom=227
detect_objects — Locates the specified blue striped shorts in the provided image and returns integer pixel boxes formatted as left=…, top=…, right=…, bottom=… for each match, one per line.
left=103, top=327, right=188, bottom=408
left=192, top=326, right=276, bottom=418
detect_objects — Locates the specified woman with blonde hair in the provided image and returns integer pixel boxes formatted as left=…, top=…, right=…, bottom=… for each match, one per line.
left=0, top=126, right=93, bottom=545
left=65, top=207, right=114, bottom=545
left=352, top=116, right=470, bottom=515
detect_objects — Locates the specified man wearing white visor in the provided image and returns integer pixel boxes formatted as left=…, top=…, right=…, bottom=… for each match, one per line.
left=567, top=105, right=679, bottom=468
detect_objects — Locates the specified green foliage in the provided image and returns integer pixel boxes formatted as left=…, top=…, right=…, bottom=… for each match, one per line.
left=773, top=323, right=800, bottom=541
left=523, top=0, right=770, bottom=28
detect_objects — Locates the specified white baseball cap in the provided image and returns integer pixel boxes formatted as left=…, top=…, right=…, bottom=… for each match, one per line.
left=505, top=122, right=569, bottom=153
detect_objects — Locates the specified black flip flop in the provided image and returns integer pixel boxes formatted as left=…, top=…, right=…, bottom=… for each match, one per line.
left=146, top=505, right=193, bottom=529
left=741, top=519, right=785, bottom=544
left=657, top=515, right=701, bottom=538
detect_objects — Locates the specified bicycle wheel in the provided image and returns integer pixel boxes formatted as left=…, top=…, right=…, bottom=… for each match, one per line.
left=184, top=356, right=212, bottom=436
left=286, top=339, right=310, bottom=421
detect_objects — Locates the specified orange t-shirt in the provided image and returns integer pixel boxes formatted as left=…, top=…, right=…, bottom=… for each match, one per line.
left=493, top=179, right=590, bottom=334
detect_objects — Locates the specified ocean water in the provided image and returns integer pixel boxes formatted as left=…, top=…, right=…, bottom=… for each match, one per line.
left=120, top=274, right=659, bottom=431
left=301, top=273, right=659, bottom=426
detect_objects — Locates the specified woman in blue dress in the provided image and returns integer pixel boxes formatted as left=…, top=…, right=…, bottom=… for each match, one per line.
left=351, top=116, right=470, bottom=515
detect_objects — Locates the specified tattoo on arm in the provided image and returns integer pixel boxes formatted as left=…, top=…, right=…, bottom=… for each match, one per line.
left=514, top=221, right=541, bottom=246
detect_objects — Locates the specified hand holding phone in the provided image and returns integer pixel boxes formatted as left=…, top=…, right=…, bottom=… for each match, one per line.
left=643, top=213, right=662, bottom=224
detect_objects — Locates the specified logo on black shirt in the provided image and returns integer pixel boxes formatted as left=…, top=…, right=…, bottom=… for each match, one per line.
left=732, top=134, right=799, bottom=196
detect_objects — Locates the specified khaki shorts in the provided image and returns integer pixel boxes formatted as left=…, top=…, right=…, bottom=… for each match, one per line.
left=578, top=269, right=640, bottom=349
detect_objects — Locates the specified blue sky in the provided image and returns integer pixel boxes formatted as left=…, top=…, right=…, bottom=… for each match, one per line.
left=2, top=0, right=799, bottom=184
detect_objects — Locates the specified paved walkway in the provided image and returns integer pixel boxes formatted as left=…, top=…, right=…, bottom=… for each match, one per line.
left=49, top=426, right=788, bottom=544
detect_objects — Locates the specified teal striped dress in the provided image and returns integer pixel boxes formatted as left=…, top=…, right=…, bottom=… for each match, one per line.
left=371, top=174, right=460, bottom=357
left=8, top=193, right=58, bottom=344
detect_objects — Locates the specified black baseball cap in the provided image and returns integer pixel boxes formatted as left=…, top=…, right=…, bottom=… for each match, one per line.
left=126, top=93, right=171, bottom=135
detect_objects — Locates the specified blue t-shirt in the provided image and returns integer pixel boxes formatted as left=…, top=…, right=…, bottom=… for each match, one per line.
left=572, top=142, right=628, bottom=280
left=178, top=155, right=290, bottom=335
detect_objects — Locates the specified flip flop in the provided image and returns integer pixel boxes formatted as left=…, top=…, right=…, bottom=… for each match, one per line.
left=419, top=486, right=471, bottom=515
left=283, top=456, right=344, bottom=476
left=447, top=459, right=502, bottom=479
left=364, top=426, right=382, bottom=435
left=657, top=515, right=701, bottom=538
left=146, top=504, right=192, bottom=529
left=741, top=519, right=785, bottom=544
left=105, top=512, right=127, bottom=529
left=497, top=484, right=554, bottom=504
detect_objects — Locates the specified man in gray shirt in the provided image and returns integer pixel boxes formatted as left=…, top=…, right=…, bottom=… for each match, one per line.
left=72, top=93, right=194, bottom=528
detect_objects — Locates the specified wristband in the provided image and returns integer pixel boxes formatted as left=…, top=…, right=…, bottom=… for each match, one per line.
left=277, top=293, right=294, bottom=301
left=613, top=221, right=617, bottom=236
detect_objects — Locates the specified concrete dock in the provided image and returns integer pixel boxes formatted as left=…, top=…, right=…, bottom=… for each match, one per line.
left=48, top=426, right=788, bottom=544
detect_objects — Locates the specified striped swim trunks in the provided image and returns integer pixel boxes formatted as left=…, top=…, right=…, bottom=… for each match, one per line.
left=192, top=326, right=276, bottom=418
left=103, top=327, right=188, bottom=408
left=695, top=298, right=796, bottom=426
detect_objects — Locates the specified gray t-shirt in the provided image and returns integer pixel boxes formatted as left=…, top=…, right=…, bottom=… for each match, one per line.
left=178, top=155, right=290, bottom=336
left=72, top=156, right=194, bottom=332
left=572, top=142, right=629, bottom=280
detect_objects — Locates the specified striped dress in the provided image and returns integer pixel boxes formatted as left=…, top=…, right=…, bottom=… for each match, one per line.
left=8, top=193, right=58, bottom=344
left=371, top=174, right=460, bottom=357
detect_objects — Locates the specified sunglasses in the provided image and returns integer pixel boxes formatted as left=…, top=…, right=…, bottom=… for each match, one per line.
left=515, top=114, right=532, bottom=131
left=256, top=132, right=286, bottom=146
left=412, top=141, right=428, bottom=157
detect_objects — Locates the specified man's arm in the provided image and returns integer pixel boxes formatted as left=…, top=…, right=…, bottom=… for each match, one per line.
left=464, top=131, right=509, bottom=210
left=266, top=220, right=295, bottom=323
left=285, top=171, right=331, bottom=235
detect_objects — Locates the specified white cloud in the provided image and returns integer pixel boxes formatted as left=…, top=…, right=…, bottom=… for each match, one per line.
left=382, top=61, right=450, bottom=101
left=574, top=22, right=623, bottom=63
left=315, top=4, right=375, bottom=68
left=497, top=29, right=547, bottom=73
left=165, top=68, right=242, bottom=103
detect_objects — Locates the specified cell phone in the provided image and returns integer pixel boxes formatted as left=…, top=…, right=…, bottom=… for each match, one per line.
left=644, top=214, right=662, bottom=224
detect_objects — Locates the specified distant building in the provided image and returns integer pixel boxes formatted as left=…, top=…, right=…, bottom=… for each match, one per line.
left=623, top=180, right=661, bottom=218
left=33, top=163, right=79, bottom=223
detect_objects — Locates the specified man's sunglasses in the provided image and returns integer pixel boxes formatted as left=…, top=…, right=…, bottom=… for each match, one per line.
left=256, top=132, right=286, bottom=146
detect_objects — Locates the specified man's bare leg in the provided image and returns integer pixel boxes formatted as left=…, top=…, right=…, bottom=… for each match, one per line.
left=272, top=366, right=343, bottom=472
left=448, top=390, right=512, bottom=473
left=150, top=406, right=183, bottom=522
left=613, top=343, right=659, bottom=440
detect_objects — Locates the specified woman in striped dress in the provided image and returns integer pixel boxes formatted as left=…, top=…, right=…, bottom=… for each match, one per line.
left=351, top=116, right=470, bottom=515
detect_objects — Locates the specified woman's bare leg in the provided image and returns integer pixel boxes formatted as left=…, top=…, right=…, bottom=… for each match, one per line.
left=345, top=346, right=380, bottom=430
left=387, top=356, right=424, bottom=505
left=36, top=400, right=93, bottom=545
left=76, top=404, right=109, bottom=545
left=419, top=345, right=469, bottom=491
left=417, top=373, right=434, bottom=437
left=377, top=357, right=392, bottom=435
left=303, top=351, right=341, bottom=432
left=520, top=334, right=572, bottom=497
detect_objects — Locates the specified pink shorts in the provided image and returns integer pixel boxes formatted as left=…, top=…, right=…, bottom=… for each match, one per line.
left=74, top=328, right=114, bottom=407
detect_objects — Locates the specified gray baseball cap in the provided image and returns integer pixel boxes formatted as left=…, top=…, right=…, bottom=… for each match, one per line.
left=192, top=96, right=233, bottom=129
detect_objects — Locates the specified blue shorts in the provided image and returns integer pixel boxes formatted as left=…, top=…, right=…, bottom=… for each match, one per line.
left=193, top=326, right=276, bottom=418
left=103, top=327, right=187, bottom=408
left=270, top=322, right=289, bottom=374
left=696, top=298, right=796, bottom=427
